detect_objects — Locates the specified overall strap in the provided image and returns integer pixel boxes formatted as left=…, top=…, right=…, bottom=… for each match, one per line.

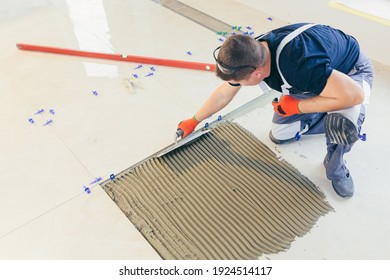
left=276, top=23, right=318, bottom=94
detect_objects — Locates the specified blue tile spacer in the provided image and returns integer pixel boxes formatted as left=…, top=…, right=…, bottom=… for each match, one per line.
left=34, top=109, right=44, bottom=115
left=359, top=133, right=367, bottom=141
left=90, top=177, right=102, bottom=185
left=43, top=119, right=53, bottom=126
left=83, top=186, right=91, bottom=194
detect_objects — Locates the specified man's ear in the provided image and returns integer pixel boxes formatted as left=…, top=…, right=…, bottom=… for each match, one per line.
left=253, top=69, right=262, bottom=78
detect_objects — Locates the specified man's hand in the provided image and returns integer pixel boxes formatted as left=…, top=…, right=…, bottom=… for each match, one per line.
left=272, top=95, right=301, bottom=117
left=177, top=116, right=199, bottom=138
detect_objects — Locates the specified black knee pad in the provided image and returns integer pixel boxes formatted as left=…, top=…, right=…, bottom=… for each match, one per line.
left=325, top=113, right=359, bottom=145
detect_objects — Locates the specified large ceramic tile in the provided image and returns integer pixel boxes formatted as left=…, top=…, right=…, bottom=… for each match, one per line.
left=0, top=186, right=160, bottom=259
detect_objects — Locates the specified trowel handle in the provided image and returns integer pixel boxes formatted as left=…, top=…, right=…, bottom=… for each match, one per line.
left=176, top=128, right=184, bottom=138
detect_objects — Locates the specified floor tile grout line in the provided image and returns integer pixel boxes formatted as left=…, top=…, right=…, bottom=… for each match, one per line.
left=9, top=69, right=97, bottom=180
left=0, top=192, right=85, bottom=240
left=0, top=75, right=99, bottom=241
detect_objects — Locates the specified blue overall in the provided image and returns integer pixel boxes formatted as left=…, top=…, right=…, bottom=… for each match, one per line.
left=259, top=23, right=374, bottom=181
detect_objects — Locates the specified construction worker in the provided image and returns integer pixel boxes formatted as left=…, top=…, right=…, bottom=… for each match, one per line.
left=177, top=23, right=373, bottom=198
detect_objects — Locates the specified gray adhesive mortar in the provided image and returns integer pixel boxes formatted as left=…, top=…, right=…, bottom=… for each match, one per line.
left=103, top=122, right=333, bottom=260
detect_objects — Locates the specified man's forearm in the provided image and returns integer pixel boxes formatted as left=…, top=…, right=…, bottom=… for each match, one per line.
left=195, top=82, right=240, bottom=121
left=298, top=70, right=364, bottom=113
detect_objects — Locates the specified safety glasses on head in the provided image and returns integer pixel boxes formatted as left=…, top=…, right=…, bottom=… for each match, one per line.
left=213, top=46, right=257, bottom=75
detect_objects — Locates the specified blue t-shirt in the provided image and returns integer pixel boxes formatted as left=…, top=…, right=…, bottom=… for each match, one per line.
left=259, top=23, right=360, bottom=97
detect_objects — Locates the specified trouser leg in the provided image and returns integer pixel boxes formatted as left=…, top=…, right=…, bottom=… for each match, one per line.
left=324, top=77, right=369, bottom=179
left=325, top=140, right=352, bottom=180
left=270, top=112, right=326, bottom=144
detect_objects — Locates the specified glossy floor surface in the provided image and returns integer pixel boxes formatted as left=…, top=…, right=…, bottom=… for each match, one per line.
left=0, top=0, right=389, bottom=259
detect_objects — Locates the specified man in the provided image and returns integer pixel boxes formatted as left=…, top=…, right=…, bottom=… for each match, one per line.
left=177, top=23, right=373, bottom=198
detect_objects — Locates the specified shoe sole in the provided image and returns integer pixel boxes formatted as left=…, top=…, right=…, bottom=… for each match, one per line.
left=269, top=130, right=296, bottom=144
left=325, top=113, right=359, bottom=145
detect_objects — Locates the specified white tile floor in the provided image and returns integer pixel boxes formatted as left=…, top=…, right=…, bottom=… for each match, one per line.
left=0, top=0, right=389, bottom=260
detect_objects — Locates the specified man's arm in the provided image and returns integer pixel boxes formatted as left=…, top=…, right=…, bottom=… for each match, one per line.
left=298, top=69, right=364, bottom=113
left=194, top=81, right=242, bottom=121
left=177, top=82, right=241, bottom=138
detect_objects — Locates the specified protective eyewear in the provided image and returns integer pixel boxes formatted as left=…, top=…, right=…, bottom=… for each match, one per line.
left=213, top=46, right=256, bottom=75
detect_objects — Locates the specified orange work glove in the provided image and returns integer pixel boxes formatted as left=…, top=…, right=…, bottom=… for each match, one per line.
left=272, top=95, right=301, bottom=117
left=177, top=116, right=200, bottom=138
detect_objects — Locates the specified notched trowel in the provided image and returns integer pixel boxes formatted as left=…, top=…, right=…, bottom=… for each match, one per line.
left=156, top=128, right=211, bottom=158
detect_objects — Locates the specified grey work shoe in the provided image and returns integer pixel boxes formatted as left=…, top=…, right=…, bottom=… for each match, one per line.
left=325, top=113, right=359, bottom=145
left=331, top=173, right=354, bottom=198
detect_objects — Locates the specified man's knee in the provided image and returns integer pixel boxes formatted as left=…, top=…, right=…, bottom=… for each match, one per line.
left=269, top=121, right=300, bottom=144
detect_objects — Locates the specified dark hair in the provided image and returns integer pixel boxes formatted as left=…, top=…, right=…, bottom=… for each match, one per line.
left=215, top=34, right=267, bottom=81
